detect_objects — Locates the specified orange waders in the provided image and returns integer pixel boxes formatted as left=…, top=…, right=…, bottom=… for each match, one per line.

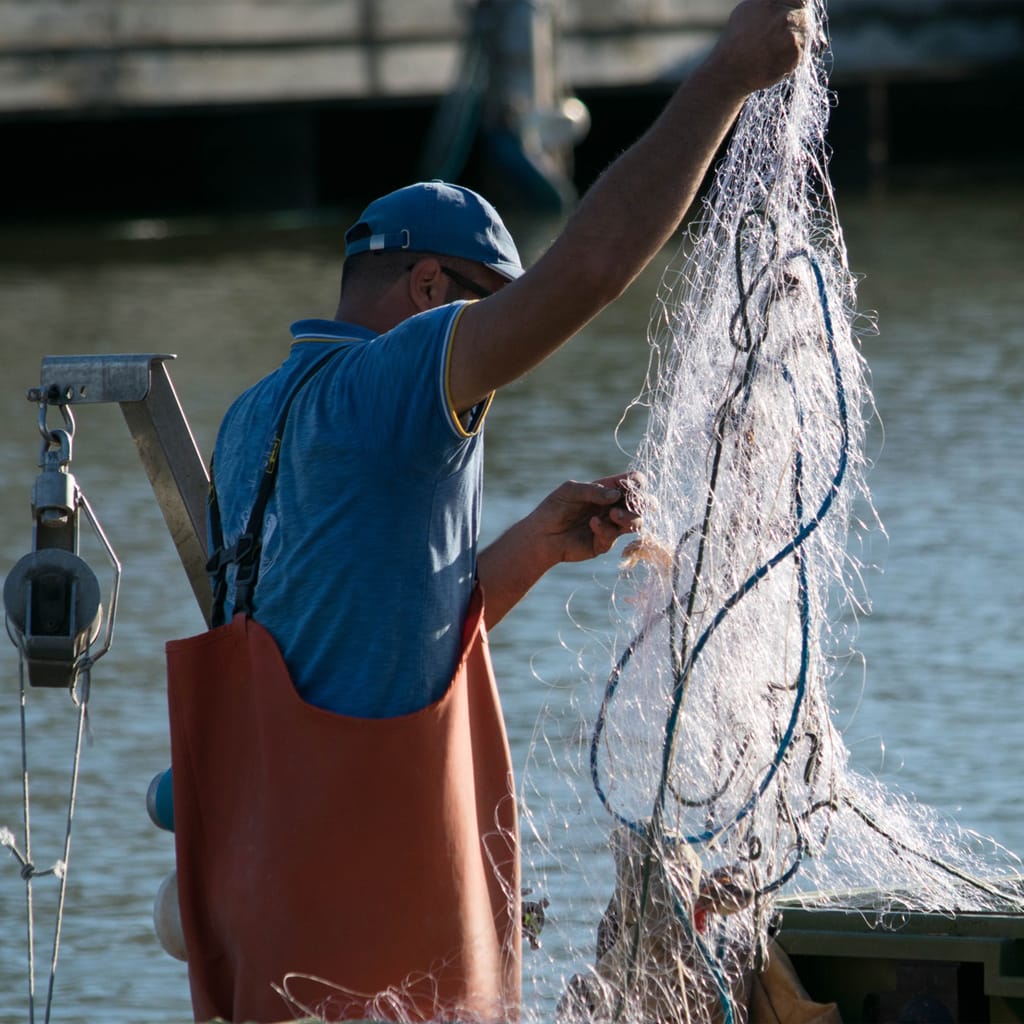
left=166, top=586, right=521, bottom=1023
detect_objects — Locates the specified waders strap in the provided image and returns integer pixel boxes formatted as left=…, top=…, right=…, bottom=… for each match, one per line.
left=206, top=347, right=344, bottom=627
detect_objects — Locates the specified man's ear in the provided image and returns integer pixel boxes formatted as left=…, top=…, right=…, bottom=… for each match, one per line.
left=407, top=257, right=445, bottom=311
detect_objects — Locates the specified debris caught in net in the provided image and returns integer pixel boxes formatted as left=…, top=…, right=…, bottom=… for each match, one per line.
left=520, top=2, right=1024, bottom=1022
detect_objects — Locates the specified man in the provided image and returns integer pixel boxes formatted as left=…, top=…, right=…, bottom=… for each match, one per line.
left=166, top=2, right=808, bottom=1020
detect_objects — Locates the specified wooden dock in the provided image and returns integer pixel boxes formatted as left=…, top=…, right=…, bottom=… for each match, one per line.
left=3, top=0, right=1021, bottom=115
left=1, top=0, right=1021, bottom=222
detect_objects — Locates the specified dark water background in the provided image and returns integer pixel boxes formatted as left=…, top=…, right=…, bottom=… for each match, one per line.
left=0, top=177, right=1021, bottom=1021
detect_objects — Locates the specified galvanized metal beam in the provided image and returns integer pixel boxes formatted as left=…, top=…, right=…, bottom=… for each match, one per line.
left=37, top=353, right=212, bottom=626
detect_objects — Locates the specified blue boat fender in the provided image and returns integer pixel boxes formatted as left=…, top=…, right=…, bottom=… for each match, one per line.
left=146, top=767, right=175, bottom=832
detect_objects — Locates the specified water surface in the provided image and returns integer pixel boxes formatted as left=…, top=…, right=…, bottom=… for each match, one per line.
left=0, top=180, right=1021, bottom=1021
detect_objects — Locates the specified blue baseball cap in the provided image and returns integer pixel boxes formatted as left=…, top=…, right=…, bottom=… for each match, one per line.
left=344, top=180, right=524, bottom=281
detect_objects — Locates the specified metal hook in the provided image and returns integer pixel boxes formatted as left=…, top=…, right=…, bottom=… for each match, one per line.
left=37, top=401, right=51, bottom=445
left=36, top=399, right=76, bottom=448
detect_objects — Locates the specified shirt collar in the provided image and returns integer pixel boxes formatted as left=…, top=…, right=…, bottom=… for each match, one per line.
left=289, top=318, right=377, bottom=343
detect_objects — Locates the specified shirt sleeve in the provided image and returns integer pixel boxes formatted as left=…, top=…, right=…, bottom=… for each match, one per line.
left=316, top=302, right=491, bottom=471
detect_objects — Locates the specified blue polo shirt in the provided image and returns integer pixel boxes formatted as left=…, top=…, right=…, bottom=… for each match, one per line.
left=209, top=303, right=491, bottom=717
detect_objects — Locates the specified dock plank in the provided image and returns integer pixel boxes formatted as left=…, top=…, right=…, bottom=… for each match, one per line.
left=0, top=0, right=1020, bottom=115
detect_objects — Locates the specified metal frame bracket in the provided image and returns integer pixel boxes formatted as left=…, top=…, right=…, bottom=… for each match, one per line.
left=34, top=354, right=212, bottom=625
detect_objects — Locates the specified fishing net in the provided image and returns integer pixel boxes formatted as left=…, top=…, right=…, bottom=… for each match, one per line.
left=519, top=2, right=1024, bottom=1022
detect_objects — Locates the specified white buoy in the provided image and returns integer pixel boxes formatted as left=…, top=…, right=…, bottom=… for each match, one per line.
left=153, top=869, right=187, bottom=962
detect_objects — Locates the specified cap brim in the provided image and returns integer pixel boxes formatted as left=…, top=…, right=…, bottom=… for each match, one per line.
left=487, top=260, right=525, bottom=281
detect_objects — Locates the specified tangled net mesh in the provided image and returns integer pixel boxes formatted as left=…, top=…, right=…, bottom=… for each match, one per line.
left=519, top=3, right=1024, bottom=1022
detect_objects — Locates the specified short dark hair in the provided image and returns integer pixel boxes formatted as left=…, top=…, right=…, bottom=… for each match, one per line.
left=340, top=250, right=485, bottom=299
left=340, top=249, right=422, bottom=295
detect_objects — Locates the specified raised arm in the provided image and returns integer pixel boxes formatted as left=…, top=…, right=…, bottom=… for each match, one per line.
left=447, top=0, right=808, bottom=412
